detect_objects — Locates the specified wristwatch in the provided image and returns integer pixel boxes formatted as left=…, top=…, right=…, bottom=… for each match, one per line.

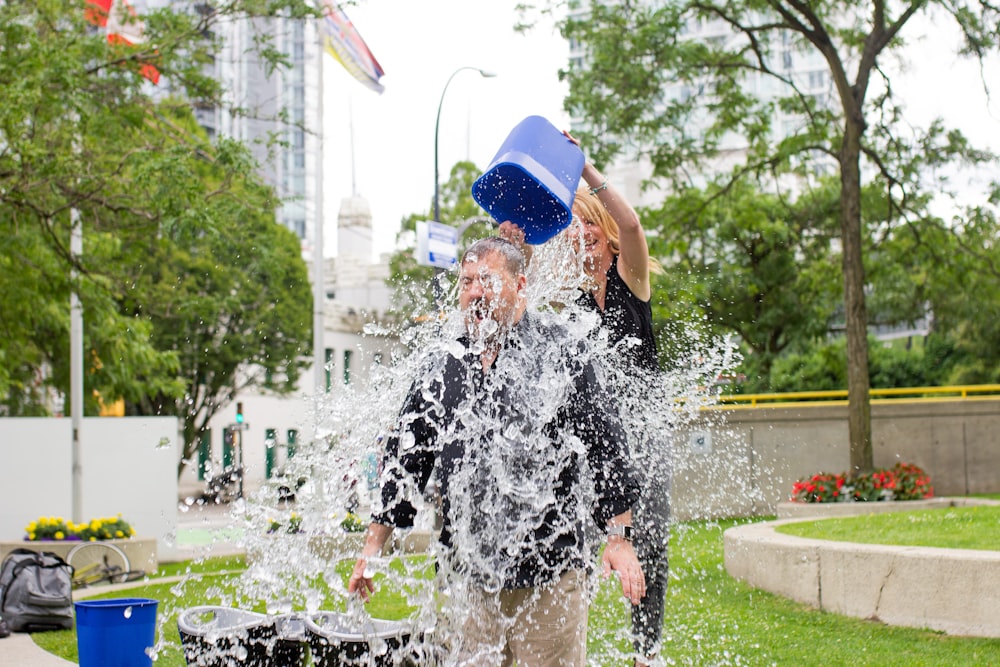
left=607, top=525, right=634, bottom=542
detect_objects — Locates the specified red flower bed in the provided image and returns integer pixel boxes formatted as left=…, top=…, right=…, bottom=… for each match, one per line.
left=791, top=463, right=934, bottom=503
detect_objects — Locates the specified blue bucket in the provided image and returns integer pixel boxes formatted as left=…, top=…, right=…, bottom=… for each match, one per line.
left=75, top=598, right=158, bottom=667
left=472, top=115, right=585, bottom=244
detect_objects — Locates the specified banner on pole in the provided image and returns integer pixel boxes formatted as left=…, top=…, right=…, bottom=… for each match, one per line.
left=85, top=0, right=160, bottom=83
left=321, top=3, right=385, bottom=94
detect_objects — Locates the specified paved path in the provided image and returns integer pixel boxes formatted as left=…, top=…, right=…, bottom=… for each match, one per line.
left=0, top=632, right=75, bottom=667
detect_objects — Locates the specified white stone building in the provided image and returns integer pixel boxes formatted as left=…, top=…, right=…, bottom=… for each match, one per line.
left=179, top=196, right=403, bottom=500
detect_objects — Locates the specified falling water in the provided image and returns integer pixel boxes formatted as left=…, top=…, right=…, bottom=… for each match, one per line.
left=162, top=225, right=756, bottom=667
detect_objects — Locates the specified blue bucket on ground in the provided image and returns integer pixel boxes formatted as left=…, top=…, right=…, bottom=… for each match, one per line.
left=471, top=115, right=585, bottom=244
left=75, top=598, right=158, bottom=667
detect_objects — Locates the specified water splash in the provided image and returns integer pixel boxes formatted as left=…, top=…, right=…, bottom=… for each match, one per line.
left=163, top=228, right=748, bottom=666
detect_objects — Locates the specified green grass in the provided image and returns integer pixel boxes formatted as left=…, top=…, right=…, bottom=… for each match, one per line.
left=32, top=520, right=1000, bottom=666
left=153, top=554, right=246, bottom=578
left=777, top=505, right=1000, bottom=550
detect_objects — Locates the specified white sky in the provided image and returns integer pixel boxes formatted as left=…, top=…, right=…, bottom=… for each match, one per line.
left=321, top=0, right=570, bottom=258
left=319, top=2, right=1000, bottom=259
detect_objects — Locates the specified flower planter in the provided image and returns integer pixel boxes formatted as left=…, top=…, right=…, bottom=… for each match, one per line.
left=776, top=496, right=995, bottom=520
left=0, top=537, right=158, bottom=572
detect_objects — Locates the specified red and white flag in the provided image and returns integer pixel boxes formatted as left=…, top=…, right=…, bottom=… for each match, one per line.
left=321, top=2, right=384, bottom=94
left=86, top=0, right=160, bottom=84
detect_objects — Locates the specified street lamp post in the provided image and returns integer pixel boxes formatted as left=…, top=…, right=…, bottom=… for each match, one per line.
left=433, top=67, right=496, bottom=223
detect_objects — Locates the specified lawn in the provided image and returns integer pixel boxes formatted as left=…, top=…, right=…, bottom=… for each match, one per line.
left=32, top=518, right=1000, bottom=666
left=777, top=504, right=1000, bottom=550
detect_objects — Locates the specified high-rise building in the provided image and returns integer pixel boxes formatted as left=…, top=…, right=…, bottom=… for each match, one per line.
left=151, top=1, right=324, bottom=250
left=566, top=6, right=835, bottom=209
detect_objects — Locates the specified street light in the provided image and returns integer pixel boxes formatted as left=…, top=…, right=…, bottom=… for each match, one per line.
left=433, top=67, right=496, bottom=224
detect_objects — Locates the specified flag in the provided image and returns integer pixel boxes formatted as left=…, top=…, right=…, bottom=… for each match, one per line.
left=321, top=2, right=385, bottom=94
left=86, top=0, right=160, bottom=84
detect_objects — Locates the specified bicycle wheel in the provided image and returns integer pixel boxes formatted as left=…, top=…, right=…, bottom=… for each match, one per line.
left=112, top=569, right=148, bottom=585
left=67, top=542, right=131, bottom=579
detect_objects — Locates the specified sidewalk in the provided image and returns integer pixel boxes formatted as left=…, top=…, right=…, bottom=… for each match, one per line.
left=169, top=499, right=246, bottom=563
left=0, top=632, right=74, bottom=667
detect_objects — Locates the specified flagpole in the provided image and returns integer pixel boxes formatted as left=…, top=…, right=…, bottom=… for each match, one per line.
left=70, top=209, right=84, bottom=524
left=313, top=20, right=326, bottom=393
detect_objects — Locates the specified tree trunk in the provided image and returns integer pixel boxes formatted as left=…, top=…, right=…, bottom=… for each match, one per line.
left=839, top=109, right=873, bottom=474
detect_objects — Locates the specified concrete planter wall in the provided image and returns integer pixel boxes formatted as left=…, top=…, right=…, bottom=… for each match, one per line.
left=0, top=537, right=159, bottom=573
left=776, top=496, right=999, bottom=520
left=670, top=398, right=1000, bottom=521
left=724, top=517, right=1000, bottom=638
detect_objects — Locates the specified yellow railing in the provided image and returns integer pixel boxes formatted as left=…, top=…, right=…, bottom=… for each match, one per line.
left=714, top=384, right=1000, bottom=408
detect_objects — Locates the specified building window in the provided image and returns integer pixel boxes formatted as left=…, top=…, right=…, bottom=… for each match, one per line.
left=325, top=348, right=333, bottom=392
left=343, top=350, right=352, bottom=385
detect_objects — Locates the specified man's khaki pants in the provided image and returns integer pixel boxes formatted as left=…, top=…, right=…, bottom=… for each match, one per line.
left=455, top=569, right=588, bottom=667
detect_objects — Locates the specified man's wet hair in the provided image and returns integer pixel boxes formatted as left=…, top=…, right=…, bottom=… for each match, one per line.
left=461, top=237, right=526, bottom=276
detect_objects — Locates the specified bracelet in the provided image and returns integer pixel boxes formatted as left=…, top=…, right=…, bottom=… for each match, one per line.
left=590, top=181, right=609, bottom=195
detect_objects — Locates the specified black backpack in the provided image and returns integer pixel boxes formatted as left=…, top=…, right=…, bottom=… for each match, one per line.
left=0, top=548, right=74, bottom=632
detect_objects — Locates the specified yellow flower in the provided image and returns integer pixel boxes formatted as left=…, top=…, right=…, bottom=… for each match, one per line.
left=54, top=531, right=64, bottom=540
left=27, top=521, right=37, bottom=531
left=89, top=536, right=97, bottom=541
left=28, top=532, right=36, bottom=540
left=115, top=530, right=124, bottom=538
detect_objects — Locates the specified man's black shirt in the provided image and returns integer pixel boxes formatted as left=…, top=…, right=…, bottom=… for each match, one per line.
left=373, top=312, right=639, bottom=590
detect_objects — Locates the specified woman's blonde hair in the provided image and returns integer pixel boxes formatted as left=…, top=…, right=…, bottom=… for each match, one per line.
left=572, top=186, right=664, bottom=275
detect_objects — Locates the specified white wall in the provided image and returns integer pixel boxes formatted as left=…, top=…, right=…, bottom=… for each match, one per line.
left=0, top=417, right=180, bottom=560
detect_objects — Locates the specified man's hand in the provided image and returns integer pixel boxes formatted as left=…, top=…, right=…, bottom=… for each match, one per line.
left=347, top=522, right=393, bottom=602
left=602, top=536, right=646, bottom=605
left=497, top=220, right=525, bottom=244
left=347, top=558, right=375, bottom=602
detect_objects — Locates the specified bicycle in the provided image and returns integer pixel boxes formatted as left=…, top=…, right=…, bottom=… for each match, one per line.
left=67, top=542, right=146, bottom=588
left=200, top=466, right=243, bottom=504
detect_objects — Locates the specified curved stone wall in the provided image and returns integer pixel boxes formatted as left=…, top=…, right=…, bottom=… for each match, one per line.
left=723, top=511, right=1000, bottom=638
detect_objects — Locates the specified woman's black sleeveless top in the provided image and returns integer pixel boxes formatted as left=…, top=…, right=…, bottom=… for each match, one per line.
left=576, top=256, right=659, bottom=373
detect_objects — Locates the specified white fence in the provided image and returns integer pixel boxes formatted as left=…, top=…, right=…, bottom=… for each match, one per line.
left=0, top=417, right=179, bottom=560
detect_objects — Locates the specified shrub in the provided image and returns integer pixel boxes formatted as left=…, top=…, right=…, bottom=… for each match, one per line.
left=886, top=462, right=935, bottom=500
left=24, top=514, right=136, bottom=541
left=267, top=512, right=304, bottom=534
left=791, top=473, right=848, bottom=503
left=341, top=512, right=365, bottom=533
left=791, top=463, right=933, bottom=503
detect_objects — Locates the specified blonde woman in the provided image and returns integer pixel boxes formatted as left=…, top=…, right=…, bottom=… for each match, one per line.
left=501, top=133, right=670, bottom=666
left=571, top=155, right=669, bottom=667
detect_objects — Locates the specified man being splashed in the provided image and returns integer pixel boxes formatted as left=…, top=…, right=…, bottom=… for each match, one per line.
left=349, top=237, right=644, bottom=666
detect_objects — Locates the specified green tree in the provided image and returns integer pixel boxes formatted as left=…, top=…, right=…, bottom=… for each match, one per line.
left=647, top=180, right=841, bottom=386
left=0, top=0, right=317, bottom=475
left=112, top=107, right=313, bottom=477
left=559, top=0, right=999, bottom=472
left=388, top=161, right=495, bottom=318
left=922, top=193, right=1000, bottom=384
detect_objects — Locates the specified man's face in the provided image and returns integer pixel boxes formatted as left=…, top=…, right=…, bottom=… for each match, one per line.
left=458, top=250, right=524, bottom=341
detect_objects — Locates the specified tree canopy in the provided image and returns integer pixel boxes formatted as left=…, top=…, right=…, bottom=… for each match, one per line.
left=558, top=0, right=1000, bottom=472
left=0, top=0, right=317, bottom=476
